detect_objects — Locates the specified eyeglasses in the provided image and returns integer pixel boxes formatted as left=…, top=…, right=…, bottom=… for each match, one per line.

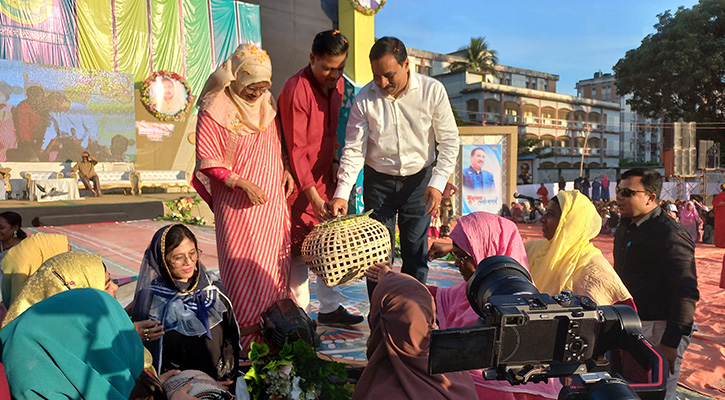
left=452, top=250, right=473, bottom=265
left=616, top=187, right=649, bottom=197
left=243, top=85, right=270, bottom=95
left=167, top=248, right=201, bottom=266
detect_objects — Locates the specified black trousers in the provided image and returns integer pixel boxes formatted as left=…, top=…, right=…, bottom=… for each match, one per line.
left=363, top=165, right=432, bottom=297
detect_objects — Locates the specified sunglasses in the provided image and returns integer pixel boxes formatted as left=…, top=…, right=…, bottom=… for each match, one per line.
left=616, top=187, right=649, bottom=197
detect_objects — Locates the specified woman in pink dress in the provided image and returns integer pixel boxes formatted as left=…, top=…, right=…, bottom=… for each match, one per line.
left=192, top=43, right=294, bottom=351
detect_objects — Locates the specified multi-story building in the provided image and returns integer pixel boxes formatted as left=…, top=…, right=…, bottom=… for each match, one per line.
left=407, top=48, right=623, bottom=181
left=576, top=71, right=662, bottom=163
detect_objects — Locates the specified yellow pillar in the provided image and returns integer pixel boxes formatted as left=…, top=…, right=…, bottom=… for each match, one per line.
left=338, top=0, right=375, bottom=85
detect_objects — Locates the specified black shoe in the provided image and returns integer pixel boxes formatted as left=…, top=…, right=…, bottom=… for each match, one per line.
left=318, top=305, right=364, bottom=325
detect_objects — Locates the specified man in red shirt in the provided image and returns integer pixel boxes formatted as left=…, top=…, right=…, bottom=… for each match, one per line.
left=278, top=30, right=363, bottom=325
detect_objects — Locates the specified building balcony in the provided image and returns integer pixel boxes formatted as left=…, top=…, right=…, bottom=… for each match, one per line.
left=522, top=116, right=538, bottom=125
left=484, top=112, right=501, bottom=122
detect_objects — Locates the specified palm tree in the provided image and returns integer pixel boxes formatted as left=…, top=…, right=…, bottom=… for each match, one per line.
left=448, top=36, right=498, bottom=76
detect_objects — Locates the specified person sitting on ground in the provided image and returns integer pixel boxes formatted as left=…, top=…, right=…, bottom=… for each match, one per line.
left=0, top=211, right=26, bottom=263
left=0, top=288, right=199, bottom=400
left=71, top=150, right=102, bottom=197
left=129, top=224, right=241, bottom=387
left=526, top=190, right=633, bottom=307
left=354, top=266, right=477, bottom=400
left=499, top=203, right=512, bottom=219
left=426, top=211, right=561, bottom=399
left=1, top=252, right=108, bottom=329
left=1, top=233, right=68, bottom=308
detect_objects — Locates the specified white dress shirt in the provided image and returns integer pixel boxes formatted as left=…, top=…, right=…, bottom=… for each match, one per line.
left=333, top=72, right=459, bottom=200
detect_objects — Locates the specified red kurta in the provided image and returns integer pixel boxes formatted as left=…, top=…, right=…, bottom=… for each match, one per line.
left=277, top=65, right=343, bottom=255
left=714, top=191, right=725, bottom=248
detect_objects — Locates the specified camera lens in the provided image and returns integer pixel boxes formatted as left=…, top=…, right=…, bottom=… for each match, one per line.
left=466, top=255, right=538, bottom=317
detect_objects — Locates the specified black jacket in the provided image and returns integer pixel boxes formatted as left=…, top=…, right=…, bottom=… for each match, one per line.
left=614, top=206, right=699, bottom=348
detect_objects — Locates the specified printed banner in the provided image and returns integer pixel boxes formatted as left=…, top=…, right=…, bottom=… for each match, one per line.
left=461, top=144, right=502, bottom=214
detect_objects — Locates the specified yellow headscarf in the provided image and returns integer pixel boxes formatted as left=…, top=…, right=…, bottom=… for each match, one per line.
left=525, top=190, right=603, bottom=296
left=1, top=233, right=69, bottom=307
left=2, top=252, right=105, bottom=329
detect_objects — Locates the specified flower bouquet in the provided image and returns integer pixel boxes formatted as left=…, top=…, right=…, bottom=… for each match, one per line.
left=158, top=195, right=207, bottom=225
left=244, top=341, right=353, bottom=400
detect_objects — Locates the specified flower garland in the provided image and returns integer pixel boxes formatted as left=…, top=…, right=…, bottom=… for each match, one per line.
left=140, top=70, right=194, bottom=122
left=348, top=0, right=386, bottom=16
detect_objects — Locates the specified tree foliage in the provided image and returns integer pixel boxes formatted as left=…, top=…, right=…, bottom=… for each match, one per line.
left=449, top=36, right=499, bottom=76
left=613, top=0, right=725, bottom=124
left=518, top=136, right=552, bottom=157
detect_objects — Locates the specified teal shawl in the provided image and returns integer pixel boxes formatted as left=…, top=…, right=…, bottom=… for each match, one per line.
left=0, top=288, right=144, bottom=399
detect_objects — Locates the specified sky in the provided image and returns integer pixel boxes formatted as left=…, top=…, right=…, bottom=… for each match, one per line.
left=374, top=0, right=700, bottom=96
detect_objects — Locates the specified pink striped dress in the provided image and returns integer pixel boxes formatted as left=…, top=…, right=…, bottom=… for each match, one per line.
left=193, top=111, right=290, bottom=351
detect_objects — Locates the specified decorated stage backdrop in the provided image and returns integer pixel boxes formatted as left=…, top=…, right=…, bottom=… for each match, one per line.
left=0, top=0, right=261, bottom=167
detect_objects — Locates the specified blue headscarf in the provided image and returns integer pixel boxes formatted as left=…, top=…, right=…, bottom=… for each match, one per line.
left=130, top=224, right=227, bottom=372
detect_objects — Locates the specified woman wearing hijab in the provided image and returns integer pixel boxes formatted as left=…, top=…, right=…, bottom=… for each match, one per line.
left=192, top=43, right=293, bottom=351
left=130, top=224, right=240, bottom=386
left=1, top=251, right=108, bottom=328
left=678, top=201, right=701, bottom=242
left=0, top=288, right=144, bottom=399
left=526, top=190, right=632, bottom=307
left=354, top=269, right=477, bottom=400
left=427, top=212, right=561, bottom=399
left=1, top=232, right=68, bottom=307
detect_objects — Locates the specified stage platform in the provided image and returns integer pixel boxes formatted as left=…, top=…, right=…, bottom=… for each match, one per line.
left=2, top=192, right=213, bottom=227
left=19, top=215, right=724, bottom=399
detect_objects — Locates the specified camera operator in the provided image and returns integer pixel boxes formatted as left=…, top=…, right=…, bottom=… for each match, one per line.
left=526, top=191, right=633, bottom=308
left=614, top=168, right=699, bottom=400
left=426, top=212, right=561, bottom=399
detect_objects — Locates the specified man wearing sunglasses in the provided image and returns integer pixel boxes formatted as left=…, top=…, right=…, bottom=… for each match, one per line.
left=613, top=167, right=699, bottom=400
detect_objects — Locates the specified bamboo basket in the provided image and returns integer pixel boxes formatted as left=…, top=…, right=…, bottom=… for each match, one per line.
left=301, top=211, right=391, bottom=287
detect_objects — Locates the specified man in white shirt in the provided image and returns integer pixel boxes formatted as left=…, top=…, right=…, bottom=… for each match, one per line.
left=329, top=37, right=459, bottom=293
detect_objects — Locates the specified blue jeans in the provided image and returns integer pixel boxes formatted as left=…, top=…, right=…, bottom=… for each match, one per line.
left=363, top=165, right=432, bottom=297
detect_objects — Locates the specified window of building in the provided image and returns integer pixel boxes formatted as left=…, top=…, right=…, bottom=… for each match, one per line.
left=467, top=99, right=479, bottom=123
left=425, top=66, right=432, bottom=76
left=416, top=65, right=424, bottom=74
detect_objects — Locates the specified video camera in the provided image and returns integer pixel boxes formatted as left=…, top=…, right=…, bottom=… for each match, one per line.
left=428, top=256, right=667, bottom=399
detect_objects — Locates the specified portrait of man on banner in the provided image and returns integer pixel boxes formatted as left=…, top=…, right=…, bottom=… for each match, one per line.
left=461, top=144, right=502, bottom=214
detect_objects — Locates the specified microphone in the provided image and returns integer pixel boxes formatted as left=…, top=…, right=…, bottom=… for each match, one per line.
left=513, top=192, right=536, bottom=203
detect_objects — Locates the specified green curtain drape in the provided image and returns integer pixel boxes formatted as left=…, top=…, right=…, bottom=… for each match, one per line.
left=76, top=0, right=114, bottom=71
left=182, top=0, right=212, bottom=98
left=115, top=0, right=150, bottom=82
left=150, top=0, right=183, bottom=74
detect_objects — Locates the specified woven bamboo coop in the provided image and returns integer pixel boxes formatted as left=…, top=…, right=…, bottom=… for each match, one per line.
left=301, top=211, right=391, bottom=287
